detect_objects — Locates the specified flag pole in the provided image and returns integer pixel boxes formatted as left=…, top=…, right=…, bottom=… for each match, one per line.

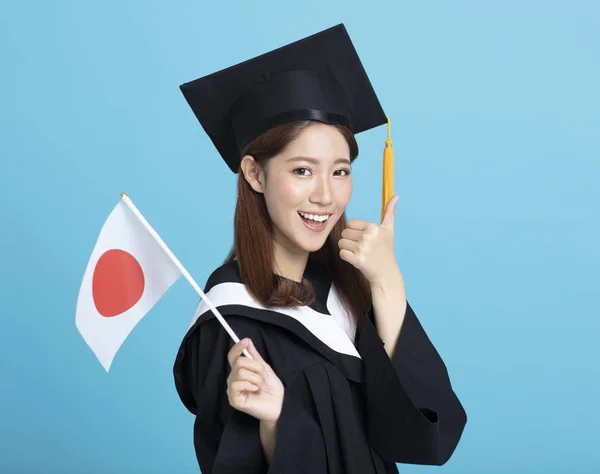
left=120, top=193, right=253, bottom=359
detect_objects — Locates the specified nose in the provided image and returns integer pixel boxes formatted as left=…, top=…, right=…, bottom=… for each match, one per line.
left=309, top=174, right=333, bottom=207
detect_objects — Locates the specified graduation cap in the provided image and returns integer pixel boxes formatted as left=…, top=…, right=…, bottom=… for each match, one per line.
left=180, top=23, right=395, bottom=221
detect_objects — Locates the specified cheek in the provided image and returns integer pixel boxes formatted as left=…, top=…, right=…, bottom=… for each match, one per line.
left=335, top=180, right=353, bottom=207
left=264, top=179, right=302, bottom=219
left=273, top=179, right=306, bottom=206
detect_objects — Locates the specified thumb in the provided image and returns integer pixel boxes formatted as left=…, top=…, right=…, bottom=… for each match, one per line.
left=246, top=339, right=265, bottom=364
left=381, top=195, right=399, bottom=227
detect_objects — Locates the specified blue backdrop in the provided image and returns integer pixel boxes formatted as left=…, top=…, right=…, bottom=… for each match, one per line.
left=1, top=1, right=598, bottom=473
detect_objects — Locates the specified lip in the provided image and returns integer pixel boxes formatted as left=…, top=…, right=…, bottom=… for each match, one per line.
left=298, top=211, right=333, bottom=216
left=298, top=212, right=329, bottom=232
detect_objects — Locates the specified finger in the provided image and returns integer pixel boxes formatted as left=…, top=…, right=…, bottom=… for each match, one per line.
left=227, top=338, right=250, bottom=367
left=340, top=228, right=363, bottom=241
left=228, top=360, right=263, bottom=387
left=227, top=339, right=248, bottom=367
left=233, top=368, right=265, bottom=388
left=230, top=380, right=260, bottom=394
left=338, top=238, right=359, bottom=253
left=245, top=339, right=266, bottom=364
left=233, top=357, right=265, bottom=376
left=339, top=248, right=360, bottom=268
left=381, top=195, right=399, bottom=227
left=347, top=219, right=369, bottom=231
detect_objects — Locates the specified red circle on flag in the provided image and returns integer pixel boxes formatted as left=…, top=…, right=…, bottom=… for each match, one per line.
left=92, top=249, right=145, bottom=317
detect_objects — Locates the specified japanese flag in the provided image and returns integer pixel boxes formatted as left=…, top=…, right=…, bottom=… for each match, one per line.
left=76, top=198, right=182, bottom=371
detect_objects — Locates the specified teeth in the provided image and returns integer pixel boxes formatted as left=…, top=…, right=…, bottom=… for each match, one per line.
left=299, top=211, right=330, bottom=222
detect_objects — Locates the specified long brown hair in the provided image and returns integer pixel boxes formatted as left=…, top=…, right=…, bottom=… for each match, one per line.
left=225, top=121, right=372, bottom=328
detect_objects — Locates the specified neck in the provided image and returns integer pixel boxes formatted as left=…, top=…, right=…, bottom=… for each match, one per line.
left=272, top=240, right=309, bottom=283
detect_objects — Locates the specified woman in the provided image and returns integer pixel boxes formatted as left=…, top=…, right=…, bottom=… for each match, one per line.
left=174, top=24, right=467, bottom=473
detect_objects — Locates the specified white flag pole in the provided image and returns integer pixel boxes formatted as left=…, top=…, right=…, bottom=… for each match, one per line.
left=120, top=193, right=252, bottom=359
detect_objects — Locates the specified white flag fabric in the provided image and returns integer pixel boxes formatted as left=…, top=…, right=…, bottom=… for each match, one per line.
left=76, top=200, right=181, bottom=371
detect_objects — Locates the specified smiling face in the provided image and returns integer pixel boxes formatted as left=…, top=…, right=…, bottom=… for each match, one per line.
left=241, top=122, right=354, bottom=257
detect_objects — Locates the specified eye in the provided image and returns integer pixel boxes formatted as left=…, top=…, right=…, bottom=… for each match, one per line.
left=293, top=167, right=312, bottom=176
left=334, top=168, right=351, bottom=177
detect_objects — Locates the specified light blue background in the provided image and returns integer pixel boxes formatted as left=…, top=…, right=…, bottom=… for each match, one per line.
left=1, top=1, right=598, bottom=473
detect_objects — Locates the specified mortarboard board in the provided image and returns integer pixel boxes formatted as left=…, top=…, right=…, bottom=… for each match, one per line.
left=180, top=23, right=388, bottom=174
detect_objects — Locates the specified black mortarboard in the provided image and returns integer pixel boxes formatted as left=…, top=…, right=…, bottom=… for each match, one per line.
left=180, top=24, right=387, bottom=173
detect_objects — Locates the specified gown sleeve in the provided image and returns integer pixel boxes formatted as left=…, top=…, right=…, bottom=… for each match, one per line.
left=355, top=300, right=467, bottom=466
left=175, top=315, right=328, bottom=474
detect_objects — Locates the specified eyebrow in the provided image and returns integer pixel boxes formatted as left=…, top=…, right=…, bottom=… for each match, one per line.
left=286, top=156, right=351, bottom=166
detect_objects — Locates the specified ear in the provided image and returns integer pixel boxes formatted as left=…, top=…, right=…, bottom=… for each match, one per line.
left=239, top=155, right=265, bottom=193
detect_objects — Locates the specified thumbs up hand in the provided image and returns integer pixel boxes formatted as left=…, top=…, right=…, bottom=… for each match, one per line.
left=338, top=195, right=400, bottom=286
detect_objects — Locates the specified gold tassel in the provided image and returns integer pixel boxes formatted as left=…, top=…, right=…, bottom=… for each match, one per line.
left=381, top=116, right=394, bottom=223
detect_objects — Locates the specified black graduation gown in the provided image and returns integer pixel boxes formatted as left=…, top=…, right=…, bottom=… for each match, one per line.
left=173, top=259, right=467, bottom=473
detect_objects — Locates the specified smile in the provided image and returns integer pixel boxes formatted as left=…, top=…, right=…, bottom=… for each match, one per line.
left=298, top=211, right=331, bottom=233
left=298, top=211, right=331, bottom=223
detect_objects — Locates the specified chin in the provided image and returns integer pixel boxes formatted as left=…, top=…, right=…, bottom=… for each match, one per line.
left=292, top=231, right=331, bottom=253
left=297, top=240, right=327, bottom=253
left=276, top=217, right=335, bottom=254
